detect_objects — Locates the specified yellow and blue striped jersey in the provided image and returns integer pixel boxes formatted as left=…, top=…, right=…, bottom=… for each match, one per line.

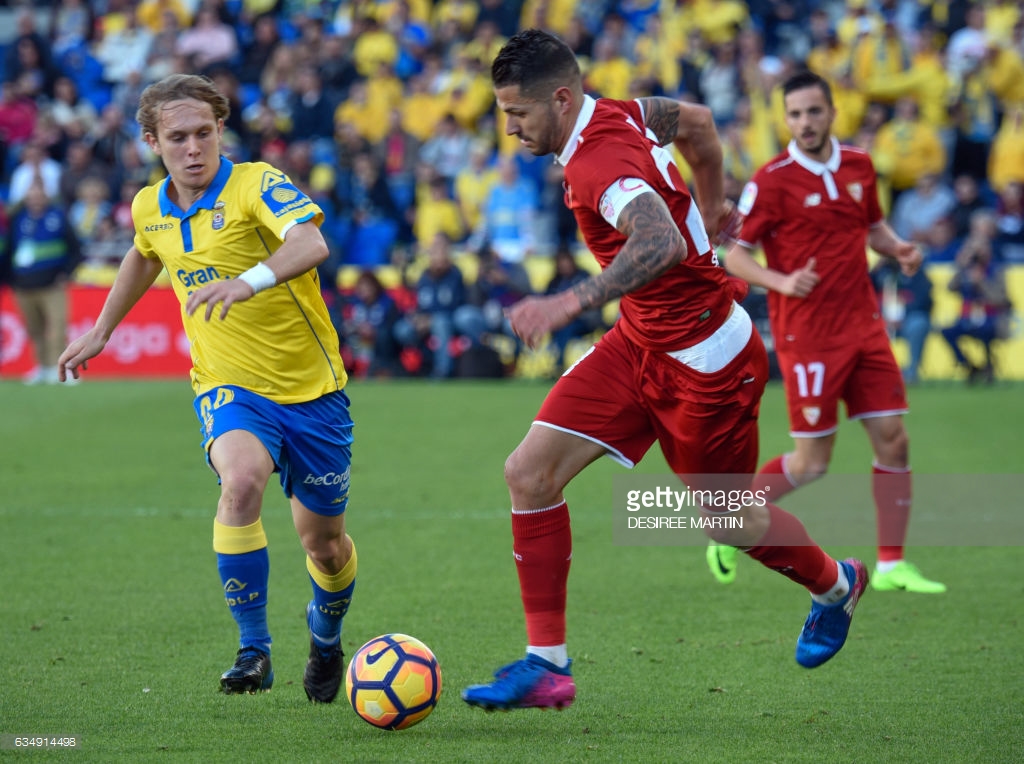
left=132, top=157, right=347, bottom=403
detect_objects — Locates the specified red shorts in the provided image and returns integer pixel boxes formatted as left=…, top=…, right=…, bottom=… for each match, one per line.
left=776, top=326, right=908, bottom=437
left=535, top=321, right=769, bottom=483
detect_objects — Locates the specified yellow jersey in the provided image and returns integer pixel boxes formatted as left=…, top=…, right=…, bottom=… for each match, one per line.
left=132, top=158, right=347, bottom=403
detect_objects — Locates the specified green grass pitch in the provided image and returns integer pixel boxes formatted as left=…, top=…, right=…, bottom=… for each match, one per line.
left=1, top=379, right=1022, bottom=763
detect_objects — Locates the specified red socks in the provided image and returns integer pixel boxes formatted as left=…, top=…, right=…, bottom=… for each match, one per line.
left=754, top=454, right=798, bottom=500
left=873, top=463, right=911, bottom=563
left=511, top=502, right=572, bottom=647
left=744, top=503, right=839, bottom=594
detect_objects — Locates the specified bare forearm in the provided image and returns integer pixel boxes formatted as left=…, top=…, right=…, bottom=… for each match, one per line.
left=261, top=222, right=329, bottom=284
left=94, top=248, right=164, bottom=338
left=724, top=244, right=788, bottom=293
left=674, top=112, right=724, bottom=215
left=867, top=222, right=902, bottom=259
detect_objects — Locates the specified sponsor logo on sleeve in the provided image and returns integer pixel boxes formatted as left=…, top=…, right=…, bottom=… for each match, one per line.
left=260, top=171, right=312, bottom=217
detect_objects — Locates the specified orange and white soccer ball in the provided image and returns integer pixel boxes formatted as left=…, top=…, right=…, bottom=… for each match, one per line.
left=345, top=633, right=442, bottom=730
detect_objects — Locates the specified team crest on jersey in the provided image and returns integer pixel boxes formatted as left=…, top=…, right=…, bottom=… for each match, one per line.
left=738, top=181, right=758, bottom=215
left=212, top=212, right=225, bottom=230
left=802, top=406, right=821, bottom=426
left=847, top=183, right=863, bottom=202
left=803, top=193, right=822, bottom=207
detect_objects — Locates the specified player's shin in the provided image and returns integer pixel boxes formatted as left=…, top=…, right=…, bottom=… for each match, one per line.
left=741, top=503, right=840, bottom=595
left=511, top=501, right=572, bottom=667
left=213, top=519, right=272, bottom=653
left=306, top=536, right=357, bottom=648
left=873, top=464, right=912, bottom=563
left=754, top=454, right=800, bottom=500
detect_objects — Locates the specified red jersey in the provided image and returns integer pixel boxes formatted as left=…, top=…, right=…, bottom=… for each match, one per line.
left=558, top=97, right=733, bottom=351
left=736, top=138, right=886, bottom=349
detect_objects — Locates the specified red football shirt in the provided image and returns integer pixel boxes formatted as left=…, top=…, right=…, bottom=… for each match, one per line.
left=736, top=138, right=885, bottom=349
left=559, top=97, right=733, bottom=351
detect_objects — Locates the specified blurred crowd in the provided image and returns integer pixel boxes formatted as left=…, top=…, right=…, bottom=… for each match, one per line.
left=0, top=0, right=1020, bottom=380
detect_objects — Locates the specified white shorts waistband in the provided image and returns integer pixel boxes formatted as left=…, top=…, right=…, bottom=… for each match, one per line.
left=665, top=302, right=752, bottom=374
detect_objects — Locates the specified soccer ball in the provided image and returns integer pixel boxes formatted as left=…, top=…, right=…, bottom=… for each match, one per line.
left=346, top=633, right=442, bottom=730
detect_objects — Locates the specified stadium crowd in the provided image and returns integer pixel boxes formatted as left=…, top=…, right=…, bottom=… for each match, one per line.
left=0, top=0, right=1020, bottom=380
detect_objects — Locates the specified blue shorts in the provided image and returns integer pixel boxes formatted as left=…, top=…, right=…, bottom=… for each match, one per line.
left=194, top=386, right=354, bottom=516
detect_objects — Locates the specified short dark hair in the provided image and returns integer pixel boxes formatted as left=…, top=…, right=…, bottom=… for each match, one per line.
left=782, top=70, right=833, bottom=107
left=491, top=28, right=580, bottom=98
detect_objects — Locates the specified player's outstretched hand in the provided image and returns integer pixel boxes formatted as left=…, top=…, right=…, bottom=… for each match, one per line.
left=894, top=240, right=923, bottom=276
left=186, top=279, right=257, bottom=321
left=506, top=292, right=578, bottom=349
left=58, top=329, right=107, bottom=381
left=781, top=256, right=820, bottom=298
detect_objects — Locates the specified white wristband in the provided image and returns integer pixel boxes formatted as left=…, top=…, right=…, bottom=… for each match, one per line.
left=238, top=262, right=276, bottom=294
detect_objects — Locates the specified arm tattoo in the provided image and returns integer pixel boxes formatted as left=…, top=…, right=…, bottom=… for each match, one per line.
left=572, top=193, right=685, bottom=311
left=637, top=97, right=680, bottom=146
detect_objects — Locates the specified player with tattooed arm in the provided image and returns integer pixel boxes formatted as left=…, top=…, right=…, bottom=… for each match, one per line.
left=461, top=30, right=869, bottom=712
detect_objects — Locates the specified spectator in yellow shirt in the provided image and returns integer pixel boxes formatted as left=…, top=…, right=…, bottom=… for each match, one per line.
left=136, top=0, right=191, bottom=33
left=986, top=0, right=1020, bottom=48
left=836, top=0, right=881, bottom=48
left=632, top=13, right=682, bottom=95
left=584, top=37, right=634, bottom=101
left=454, top=140, right=499, bottom=234
left=908, top=24, right=955, bottom=131
left=461, top=19, right=506, bottom=67
left=691, top=0, right=749, bottom=46
left=366, top=62, right=405, bottom=120
left=432, top=0, right=479, bottom=37
left=874, top=97, right=947, bottom=196
left=352, top=15, right=398, bottom=77
left=335, top=79, right=390, bottom=145
left=413, top=174, right=466, bottom=254
left=400, top=71, right=449, bottom=143
left=519, top=0, right=577, bottom=36
left=989, top=105, right=1024, bottom=194
left=806, top=26, right=851, bottom=87
left=831, top=71, right=869, bottom=142
left=444, top=50, right=495, bottom=131
left=984, top=42, right=1024, bottom=106
left=851, top=13, right=910, bottom=104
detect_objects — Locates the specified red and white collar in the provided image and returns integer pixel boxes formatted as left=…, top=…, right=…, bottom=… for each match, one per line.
left=556, top=95, right=598, bottom=166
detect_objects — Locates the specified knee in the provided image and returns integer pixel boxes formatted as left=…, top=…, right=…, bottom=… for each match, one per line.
left=218, top=468, right=269, bottom=520
left=785, top=455, right=830, bottom=485
left=702, top=503, right=769, bottom=547
left=878, top=426, right=909, bottom=465
left=504, top=447, right=561, bottom=507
